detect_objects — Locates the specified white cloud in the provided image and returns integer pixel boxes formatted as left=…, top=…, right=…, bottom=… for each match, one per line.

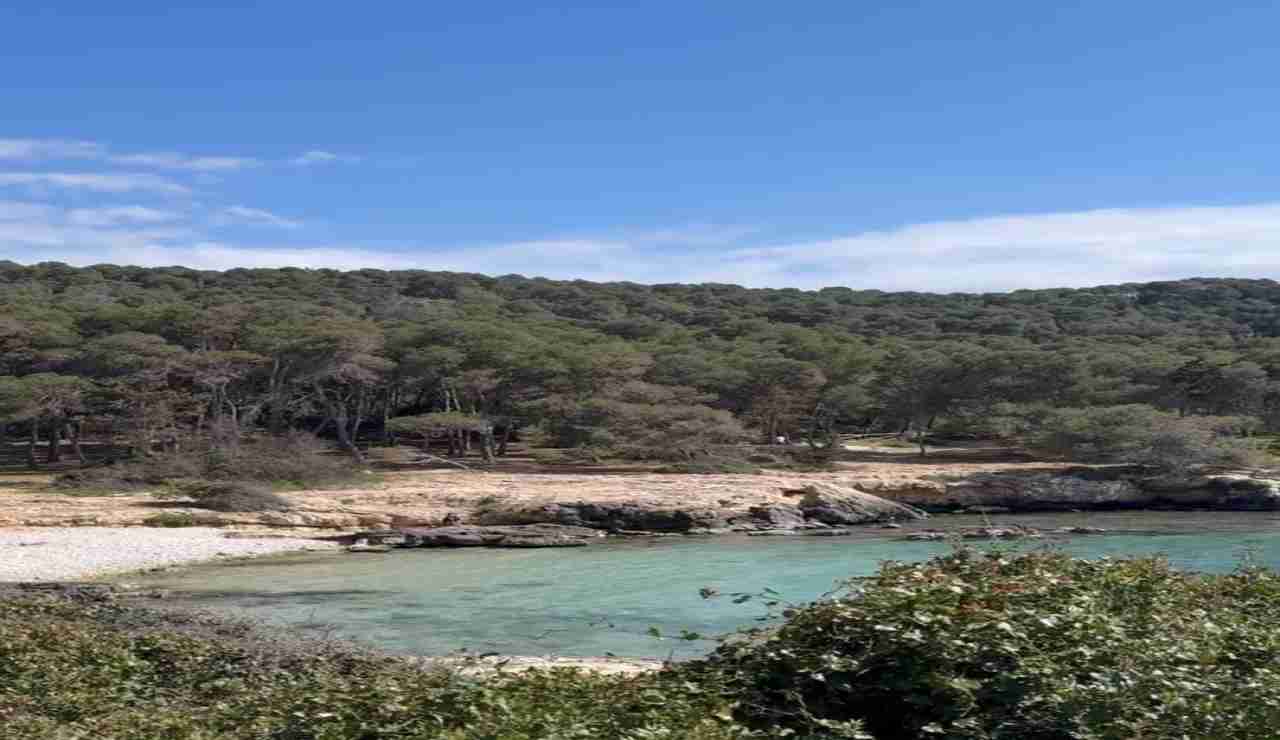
left=0, top=200, right=59, bottom=222
left=66, top=206, right=182, bottom=227
left=220, top=205, right=302, bottom=229
left=4, top=202, right=1280, bottom=292
left=0, top=138, right=260, bottom=171
left=0, top=138, right=103, bottom=160
left=0, top=172, right=191, bottom=195
left=724, top=203, right=1280, bottom=291
left=291, top=150, right=358, bottom=166
left=107, top=153, right=261, bottom=171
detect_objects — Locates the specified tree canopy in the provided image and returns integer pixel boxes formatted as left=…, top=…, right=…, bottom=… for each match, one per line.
left=3, top=262, right=1279, bottom=466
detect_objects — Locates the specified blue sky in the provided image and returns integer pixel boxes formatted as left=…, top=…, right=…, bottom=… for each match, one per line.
left=3, top=1, right=1280, bottom=291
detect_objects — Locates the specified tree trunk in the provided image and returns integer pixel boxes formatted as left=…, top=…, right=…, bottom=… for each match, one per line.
left=480, top=425, right=495, bottom=462
left=47, top=421, right=63, bottom=464
left=331, top=406, right=365, bottom=465
left=381, top=387, right=394, bottom=445
left=267, top=359, right=287, bottom=435
left=497, top=423, right=512, bottom=456
left=27, top=421, right=38, bottom=470
left=68, top=421, right=86, bottom=464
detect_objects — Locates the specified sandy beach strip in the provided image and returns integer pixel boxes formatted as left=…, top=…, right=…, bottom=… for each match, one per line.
left=0, top=527, right=340, bottom=582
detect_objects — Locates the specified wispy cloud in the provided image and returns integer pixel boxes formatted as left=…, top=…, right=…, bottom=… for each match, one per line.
left=291, top=150, right=359, bottom=166
left=107, top=153, right=261, bottom=172
left=0, top=200, right=58, bottom=222
left=720, top=203, right=1280, bottom=291
left=0, top=172, right=191, bottom=195
left=0, top=138, right=104, bottom=160
left=220, top=205, right=302, bottom=229
left=66, top=206, right=182, bottom=227
left=1, top=137, right=364, bottom=172
left=4, top=201, right=1280, bottom=292
left=0, top=202, right=193, bottom=254
left=0, top=138, right=261, bottom=172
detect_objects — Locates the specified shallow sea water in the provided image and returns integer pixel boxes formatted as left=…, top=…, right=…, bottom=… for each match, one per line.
left=141, top=511, right=1280, bottom=657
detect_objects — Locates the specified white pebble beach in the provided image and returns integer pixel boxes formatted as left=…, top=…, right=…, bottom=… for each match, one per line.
left=0, top=527, right=340, bottom=582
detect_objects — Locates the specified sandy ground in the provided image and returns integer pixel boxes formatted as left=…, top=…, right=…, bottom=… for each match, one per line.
left=0, top=450, right=1070, bottom=582
left=0, top=453, right=1069, bottom=531
left=0, top=526, right=340, bottom=582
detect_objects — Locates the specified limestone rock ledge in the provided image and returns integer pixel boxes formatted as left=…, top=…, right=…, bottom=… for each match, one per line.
left=865, top=469, right=1280, bottom=513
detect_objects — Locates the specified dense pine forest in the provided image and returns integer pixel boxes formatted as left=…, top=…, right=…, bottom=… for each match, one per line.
left=3, top=261, right=1280, bottom=471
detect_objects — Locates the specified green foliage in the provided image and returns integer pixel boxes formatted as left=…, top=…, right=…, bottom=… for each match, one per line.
left=7, top=554, right=1280, bottom=739
left=169, top=480, right=293, bottom=513
left=1031, top=404, right=1264, bottom=470
left=7, top=265, right=1280, bottom=465
left=690, top=550, right=1280, bottom=740
left=54, top=433, right=365, bottom=492
left=542, top=394, right=750, bottom=460
left=0, top=594, right=749, bottom=740
left=141, top=511, right=198, bottom=527
left=388, top=411, right=491, bottom=434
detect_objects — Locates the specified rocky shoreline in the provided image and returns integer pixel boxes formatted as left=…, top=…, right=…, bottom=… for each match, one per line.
left=3, top=467, right=1278, bottom=560
left=337, top=470, right=1280, bottom=550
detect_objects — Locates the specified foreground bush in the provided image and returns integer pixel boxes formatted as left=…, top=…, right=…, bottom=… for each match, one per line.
left=0, top=593, right=744, bottom=740
left=54, top=432, right=365, bottom=492
left=690, top=550, right=1280, bottom=740
left=6, top=553, right=1280, bottom=739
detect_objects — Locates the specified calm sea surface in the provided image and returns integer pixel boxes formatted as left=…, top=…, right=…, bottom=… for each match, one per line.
left=141, top=511, right=1280, bottom=657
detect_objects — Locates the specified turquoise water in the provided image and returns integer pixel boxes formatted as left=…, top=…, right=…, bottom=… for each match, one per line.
left=144, top=511, right=1280, bottom=658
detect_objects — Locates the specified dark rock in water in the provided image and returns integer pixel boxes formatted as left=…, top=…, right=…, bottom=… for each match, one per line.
left=398, top=524, right=602, bottom=548
left=904, top=526, right=1042, bottom=541
left=905, top=531, right=948, bottom=541
left=803, top=529, right=853, bottom=537
left=888, top=469, right=1280, bottom=513
left=481, top=502, right=727, bottom=532
left=1054, top=526, right=1108, bottom=535
left=747, top=529, right=799, bottom=537
left=349, top=529, right=406, bottom=546
left=789, top=483, right=929, bottom=526
left=935, top=473, right=1146, bottom=513
left=964, top=505, right=1013, bottom=514
left=967, top=526, right=1041, bottom=539
left=881, top=523, right=903, bottom=529
left=346, top=542, right=394, bottom=553
left=1139, top=474, right=1280, bottom=511
left=747, top=503, right=806, bottom=529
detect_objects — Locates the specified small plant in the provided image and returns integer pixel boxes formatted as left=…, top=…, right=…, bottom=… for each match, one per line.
left=171, top=481, right=293, bottom=513
left=142, top=511, right=197, bottom=527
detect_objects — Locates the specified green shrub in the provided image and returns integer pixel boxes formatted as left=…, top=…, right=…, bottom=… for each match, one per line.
left=1030, top=404, right=1264, bottom=471
left=7, top=553, right=1280, bottom=739
left=0, top=593, right=745, bottom=740
left=659, top=459, right=760, bottom=474
left=141, top=512, right=197, bottom=527
left=171, top=481, right=293, bottom=513
left=688, top=550, right=1280, bottom=740
left=54, top=432, right=365, bottom=493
